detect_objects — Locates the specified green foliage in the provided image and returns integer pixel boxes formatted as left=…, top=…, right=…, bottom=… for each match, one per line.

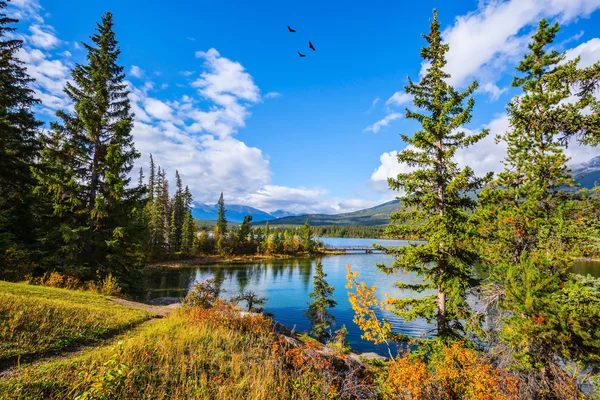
left=34, top=12, right=143, bottom=288
left=382, top=10, right=488, bottom=339
left=475, top=19, right=600, bottom=395
left=216, top=192, right=227, bottom=235
left=302, top=219, right=314, bottom=253
left=184, top=279, right=225, bottom=309
left=0, top=0, right=42, bottom=269
left=305, top=261, right=337, bottom=342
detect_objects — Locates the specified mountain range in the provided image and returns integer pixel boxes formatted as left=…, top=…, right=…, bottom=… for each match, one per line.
left=193, top=155, right=600, bottom=226
left=191, top=203, right=297, bottom=223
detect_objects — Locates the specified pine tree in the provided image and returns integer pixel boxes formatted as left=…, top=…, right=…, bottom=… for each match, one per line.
left=148, top=154, right=155, bottom=201
left=382, top=10, right=488, bottom=340
left=237, top=215, right=252, bottom=254
left=301, top=219, right=314, bottom=253
left=216, top=192, right=227, bottom=236
left=477, top=20, right=600, bottom=389
left=0, top=0, right=42, bottom=266
left=263, top=222, right=270, bottom=254
left=305, top=261, right=337, bottom=342
left=36, top=12, right=142, bottom=284
left=180, top=185, right=195, bottom=254
left=169, top=170, right=185, bottom=251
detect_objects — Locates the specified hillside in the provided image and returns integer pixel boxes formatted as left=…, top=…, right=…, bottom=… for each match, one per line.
left=256, top=200, right=401, bottom=227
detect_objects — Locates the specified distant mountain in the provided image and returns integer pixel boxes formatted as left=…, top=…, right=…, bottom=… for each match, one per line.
left=191, top=204, right=298, bottom=223
left=256, top=200, right=401, bottom=227
left=572, top=155, right=600, bottom=188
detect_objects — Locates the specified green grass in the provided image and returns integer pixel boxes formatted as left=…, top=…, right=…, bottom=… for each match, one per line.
left=0, top=281, right=153, bottom=362
left=1, top=303, right=375, bottom=400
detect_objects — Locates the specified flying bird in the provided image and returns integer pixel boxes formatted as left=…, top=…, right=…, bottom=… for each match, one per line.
left=287, top=25, right=296, bottom=32
left=298, top=52, right=306, bottom=57
left=309, top=41, right=316, bottom=51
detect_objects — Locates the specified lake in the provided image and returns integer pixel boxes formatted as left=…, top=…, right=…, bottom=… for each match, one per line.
left=143, top=237, right=600, bottom=356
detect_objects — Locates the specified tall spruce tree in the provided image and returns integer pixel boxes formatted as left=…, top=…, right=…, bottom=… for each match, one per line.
left=301, top=219, right=314, bottom=253
left=0, top=0, right=42, bottom=267
left=382, top=10, right=488, bottom=340
left=36, top=12, right=142, bottom=284
left=169, top=170, right=185, bottom=252
left=148, top=154, right=155, bottom=201
left=305, top=261, right=337, bottom=342
left=216, top=192, right=227, bottom=235
left=477, top=20, right=600, bottom=394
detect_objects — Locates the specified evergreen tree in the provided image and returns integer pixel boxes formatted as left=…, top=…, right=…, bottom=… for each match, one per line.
left=180, top=185, right=195, bottom=254
left=263, top=222, right=270, bottom=254
left=169, top=170, right=185, bottom=251
left=301, top=219, right=314, bottom=253
left=477, top=20, right=600, bottom=392
left=0, top=0, right=42, bottom=267
left=36, top=12, right=142, bottom=284
left=305, top=261, right=337, bottom=342
left=237, top=215, right=252, bottom=254
left=216, top=192, right=227, bottom=236
left=382, top=10, right=488, bottom=340
left=148, top=154, right=155, bottom=201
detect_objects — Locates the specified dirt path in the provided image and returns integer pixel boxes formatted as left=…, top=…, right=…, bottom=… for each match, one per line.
left=108, top=297, right=180, bottom=317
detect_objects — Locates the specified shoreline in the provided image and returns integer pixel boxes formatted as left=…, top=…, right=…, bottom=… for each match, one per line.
left=145, top=251, right=348, bottom=270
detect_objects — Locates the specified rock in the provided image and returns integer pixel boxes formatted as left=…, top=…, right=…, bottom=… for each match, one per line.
left=357, top=352, right=388, bottom=362
left=148, top=297, right=183, bottom=305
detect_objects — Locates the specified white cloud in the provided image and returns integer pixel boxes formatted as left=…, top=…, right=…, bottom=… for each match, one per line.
left=129, top=65, right=145, bottom=78
left=385, top=92, right=412, bottom=107
left=564, top=37, right=600, bottom=67
left=364, top=113, right=402, bottom=133
left=265, top=91, right=281, bottom=99
left=237, top=185, right=382, bottom=214
left=59, top=50, right=71, bottom=57
left=367, top=97, right=380, bottom=113
left=28, top=24, right=60, bottom=49
left=479, top=83, right=508, bottom=100
left=441, top=0, right=600, bottom=88
left=180, top=71, right=195, bottom=77
left=144, top=98, right=175, bottom=121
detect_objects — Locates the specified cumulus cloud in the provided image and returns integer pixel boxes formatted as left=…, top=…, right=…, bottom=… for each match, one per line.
left=129, top=65, right=145, bottom=78
left=385, top=92, right=412, bottom=107
left=364, top=113, right=402, bottom=133
left=440, top=0, right=600, bottom=88
left=479, top=83, right=508, bottom=100
left=564, top=37, right=600, bottom=67
left=28, top=24, right=61, bottom=49
left=237, top=185, right=382, bottom=214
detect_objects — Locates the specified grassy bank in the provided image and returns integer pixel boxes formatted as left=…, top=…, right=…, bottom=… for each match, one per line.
left=0, top=282, right=376, bottom=399
left=0, top=281, right=153, bottom=364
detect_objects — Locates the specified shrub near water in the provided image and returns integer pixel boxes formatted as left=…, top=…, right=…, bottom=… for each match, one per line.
left=0, top=281, right=152, bottom=361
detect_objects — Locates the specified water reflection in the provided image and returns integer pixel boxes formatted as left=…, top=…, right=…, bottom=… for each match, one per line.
left=143, top=238, right=600, bottom=356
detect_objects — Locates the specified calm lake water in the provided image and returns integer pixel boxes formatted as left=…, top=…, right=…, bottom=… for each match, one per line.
left=144, top=237, right=600, bottom=356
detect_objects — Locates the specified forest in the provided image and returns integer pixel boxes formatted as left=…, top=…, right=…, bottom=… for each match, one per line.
left=1, top=0, right=600, bottom=399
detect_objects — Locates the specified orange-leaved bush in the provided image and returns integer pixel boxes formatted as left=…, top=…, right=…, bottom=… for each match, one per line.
left=385, top=341, right=520, bottom=400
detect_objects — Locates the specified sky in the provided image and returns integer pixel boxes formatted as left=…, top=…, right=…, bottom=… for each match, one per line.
left=6, top=0, right=600, bottom=214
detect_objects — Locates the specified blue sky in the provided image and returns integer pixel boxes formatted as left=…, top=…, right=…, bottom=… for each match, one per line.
left=8, top=0, right=600, bottom=213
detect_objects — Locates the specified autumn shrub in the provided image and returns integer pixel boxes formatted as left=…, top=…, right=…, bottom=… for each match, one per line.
left=384, top=341, right=520, bottom=400
left=2, top=300, right=378, bottom=400
left=37, top=271, right=83, bottom=290
left=86, top=274, right=123, bottom=296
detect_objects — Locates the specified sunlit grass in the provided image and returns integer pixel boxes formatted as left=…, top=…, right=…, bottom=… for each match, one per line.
left=1, top=301, right=375, bottom=399
left=0, top=281, right=153, bottom=362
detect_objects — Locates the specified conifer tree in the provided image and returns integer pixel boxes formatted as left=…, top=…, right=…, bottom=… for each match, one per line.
left=237, top=215, right=252, bottom=254
left=301, top=219, right=314, bottom=253
left=0, top=0, right=42, bottom=263
left=180, top=185, right=195, bottom=254
left=36, top=12, right=142, bottom=283
left=477, top=20, right=600, bottom=390
left=216, top=192, right=227, bottom=236
left=169, top=170, right=185, bottom=251
left=306, top=261, right=337, bottom=342
left=148, top=154, right=155, bottom=201
left=262, top=222, right=270, bottom=254
left=382, top=10, right=488, bottom=340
